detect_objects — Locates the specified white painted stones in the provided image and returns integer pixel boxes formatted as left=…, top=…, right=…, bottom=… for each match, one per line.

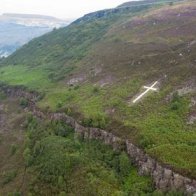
left=132, top=81, right=159, bottom=104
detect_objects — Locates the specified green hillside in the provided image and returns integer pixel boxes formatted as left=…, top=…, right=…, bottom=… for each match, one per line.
left=0, top=0, right=195, bottom=188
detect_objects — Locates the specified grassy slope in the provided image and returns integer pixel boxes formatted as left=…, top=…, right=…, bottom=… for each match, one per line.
left=0, top=0, right=195, bottom=178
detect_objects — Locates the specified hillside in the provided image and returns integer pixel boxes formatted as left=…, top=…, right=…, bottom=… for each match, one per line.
left=0, top=0, right=195, bottom=194
left=1, top=95, right=156, bottom=195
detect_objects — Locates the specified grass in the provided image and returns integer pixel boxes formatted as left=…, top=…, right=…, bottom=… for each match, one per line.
left=0, top=65, right=53, bottom=90
left=0, top=63, right=195, bottom=178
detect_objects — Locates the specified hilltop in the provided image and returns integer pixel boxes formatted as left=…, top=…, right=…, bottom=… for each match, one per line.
left=0, top=0, right=195, bottom=194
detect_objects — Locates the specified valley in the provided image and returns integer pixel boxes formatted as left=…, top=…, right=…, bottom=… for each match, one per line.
left=0, top=14, right=71, bottom=57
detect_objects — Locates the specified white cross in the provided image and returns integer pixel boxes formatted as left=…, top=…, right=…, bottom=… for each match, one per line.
left=133, top=81, right=158, bottom=103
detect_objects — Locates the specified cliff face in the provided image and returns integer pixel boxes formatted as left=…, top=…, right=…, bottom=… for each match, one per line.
left=0, top=85, right=195, bottom=194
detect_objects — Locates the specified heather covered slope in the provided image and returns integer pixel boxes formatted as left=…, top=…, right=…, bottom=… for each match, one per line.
left=0, top=0, right=196, bottom=180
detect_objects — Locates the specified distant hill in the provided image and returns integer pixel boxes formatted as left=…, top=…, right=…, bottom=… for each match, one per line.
left=0, top=13, right=72, bottom=57
left=0, top=13, right=71, bottom=28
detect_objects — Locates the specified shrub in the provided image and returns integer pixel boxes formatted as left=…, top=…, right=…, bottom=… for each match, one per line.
left=2, top=170, right=17, bottom=185
left=8, top=192, right=22, bottom=196
left=53, top=121, right=73, bottom=137
left=26, top=114, right=38, bottom=130
left=171, top=101, right=181, bottom=111
left=74, top=85, right=80, bottom=90
left=10, top=144, right=17, bottom=156
left=23, top=148, right=33, bottom=166
left=139, top=135, right=154, bottom=149
left=64, top=107, right=72, bottom=115
left=170, top=92, right=189, bottom=115
left=92, top=86, right=99, bottom=94
left=171, top=93, right=181, bottom=111
left=57, top=101, right=63, bottom=109
left=82, top=115, right=107, bottom=129
left=19, top=98, right=28, bottom=108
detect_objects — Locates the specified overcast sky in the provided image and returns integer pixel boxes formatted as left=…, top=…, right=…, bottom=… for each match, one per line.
left=0, top=0, right=137, bottom=19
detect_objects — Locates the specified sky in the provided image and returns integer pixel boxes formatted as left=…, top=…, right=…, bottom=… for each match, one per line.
left=0, top=0, right=136, bottom=19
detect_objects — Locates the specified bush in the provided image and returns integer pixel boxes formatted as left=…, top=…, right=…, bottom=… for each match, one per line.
left=53, top=121, right=73, bottom=137
left=139, top=135, right=154, bottom=149
left=23, top=148, right=33, bottom=166
left=2, top=170, right=17, bottom=185
left=74, top=85, right=80, bottom=90
left=19, top=98, right=28, bottom=108
left=57, top=101, right=63, bottom=109
left=26, top=114, right=38, bottom=130
left=92, top=86, right=99, bottom=94
left=170, top=92, right=189, bottom=115
left=8, top=192, right=22, bottom=196
left=10, top=144, right=17, bottom=156
left=82, top=114, right=107, bottom=129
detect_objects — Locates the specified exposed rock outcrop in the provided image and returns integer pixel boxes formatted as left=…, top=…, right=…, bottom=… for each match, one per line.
left=1, top=85, right=195, bottom=195
left=0, top=83, right=40, bottom=101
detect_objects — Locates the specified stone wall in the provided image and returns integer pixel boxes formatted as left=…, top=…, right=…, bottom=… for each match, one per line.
left=54, top=113, right=196, bottom=194
left=1, top=86, right=196, bottom=195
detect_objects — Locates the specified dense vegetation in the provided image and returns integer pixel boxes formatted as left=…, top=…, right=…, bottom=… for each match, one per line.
left=20, top=115, right=157, bottom=195
left=0, top=95, right=155, bottom=195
